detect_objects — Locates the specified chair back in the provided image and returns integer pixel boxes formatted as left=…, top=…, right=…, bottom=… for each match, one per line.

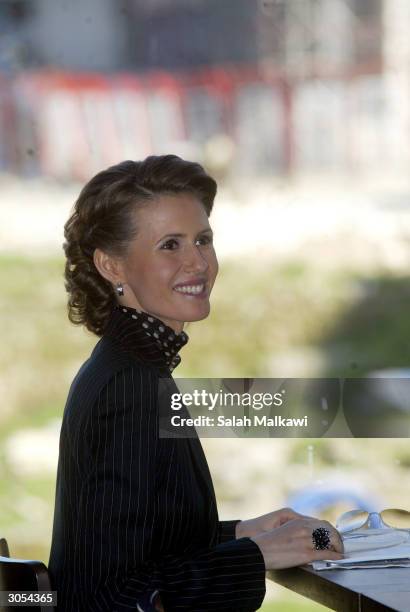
left=0, top=539, right=55, bottom=612
left=0, top=539, right=9, bottom=558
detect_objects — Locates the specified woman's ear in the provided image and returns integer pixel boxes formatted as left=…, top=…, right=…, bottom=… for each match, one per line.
left=93, top=248, right=124, bottom=285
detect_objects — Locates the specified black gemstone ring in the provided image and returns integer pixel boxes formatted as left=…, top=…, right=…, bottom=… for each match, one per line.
left=312, top=527, right=331, bottom=550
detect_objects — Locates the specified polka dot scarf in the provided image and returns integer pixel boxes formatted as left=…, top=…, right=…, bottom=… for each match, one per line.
left=104, top=305, right=189, bottom=373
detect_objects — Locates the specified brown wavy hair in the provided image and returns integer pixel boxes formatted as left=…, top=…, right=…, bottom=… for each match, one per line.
left=63, top=155, right=217, bottom=336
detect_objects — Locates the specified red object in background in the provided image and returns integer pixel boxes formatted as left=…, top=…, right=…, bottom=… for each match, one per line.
left=3, top=65, right=291, bottom=180
left=6, top=70, right=190, bottom=181
left=4, top=63, right=371, bottom=180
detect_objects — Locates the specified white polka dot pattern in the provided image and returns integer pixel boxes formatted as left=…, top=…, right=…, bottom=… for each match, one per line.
left=107, top=306, right=189, bottom=373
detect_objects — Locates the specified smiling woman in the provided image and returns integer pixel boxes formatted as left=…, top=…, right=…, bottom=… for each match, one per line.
left=93, top=191, right=218, bottom=333
left=48, top=155, right=343, bottom=612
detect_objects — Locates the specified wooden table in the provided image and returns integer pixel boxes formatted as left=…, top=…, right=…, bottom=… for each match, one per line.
left=268, top=565, right=410, bottom=611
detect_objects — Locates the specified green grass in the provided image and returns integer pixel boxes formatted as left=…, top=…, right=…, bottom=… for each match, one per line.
left=0, top=254, right=95, bottom=430
left=2, top=254, right=410, bottom=423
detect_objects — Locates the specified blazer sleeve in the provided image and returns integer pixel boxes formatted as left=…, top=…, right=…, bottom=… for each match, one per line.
left=75, top=365, right=266, bottom=611
left=217, top=520, right=241, bottom=543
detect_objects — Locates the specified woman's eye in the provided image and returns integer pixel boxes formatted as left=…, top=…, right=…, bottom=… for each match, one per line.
left=196, top=235, right=212, bottom=246
left=161, top=239, right=179, bottom=250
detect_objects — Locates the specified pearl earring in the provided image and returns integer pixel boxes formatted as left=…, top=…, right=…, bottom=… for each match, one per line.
left=116, top=282, right=124, bottom=296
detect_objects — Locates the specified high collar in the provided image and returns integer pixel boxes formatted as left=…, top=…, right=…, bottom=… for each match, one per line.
left=103, top=305, right=189, bottom=373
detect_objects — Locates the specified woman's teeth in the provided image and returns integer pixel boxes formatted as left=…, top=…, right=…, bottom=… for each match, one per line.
left=174, top=284, right=204, bottom=295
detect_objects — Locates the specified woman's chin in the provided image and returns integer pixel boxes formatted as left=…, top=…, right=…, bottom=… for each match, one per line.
left=178, top=304, right=211, bottom=323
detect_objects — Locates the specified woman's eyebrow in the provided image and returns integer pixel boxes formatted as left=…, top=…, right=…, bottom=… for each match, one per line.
left=157, top=228, right=213, bottom=242
left=159, top=233, right=184, bottom=240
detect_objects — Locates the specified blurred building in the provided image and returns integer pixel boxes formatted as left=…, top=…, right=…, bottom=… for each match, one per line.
left=0, top=0, right=408, bottom=180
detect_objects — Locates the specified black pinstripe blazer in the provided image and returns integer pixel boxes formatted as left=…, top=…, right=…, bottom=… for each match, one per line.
left=48, top=307, right=266, bottom=611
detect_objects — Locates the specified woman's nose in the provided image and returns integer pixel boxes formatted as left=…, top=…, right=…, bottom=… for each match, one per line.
left=183, top=245, right=209, bottom=272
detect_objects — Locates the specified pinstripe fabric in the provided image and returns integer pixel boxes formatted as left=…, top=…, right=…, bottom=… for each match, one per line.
left=49, top=308, right=266, bottom=611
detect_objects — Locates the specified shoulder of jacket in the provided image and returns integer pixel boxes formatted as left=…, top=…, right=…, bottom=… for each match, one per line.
left=63, top=337, right=161, bottom=421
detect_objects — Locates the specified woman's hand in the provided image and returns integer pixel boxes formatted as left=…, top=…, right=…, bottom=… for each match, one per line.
left=251, top=517, right=344, bottom=570
left=236, top=507, right=310, bottom=539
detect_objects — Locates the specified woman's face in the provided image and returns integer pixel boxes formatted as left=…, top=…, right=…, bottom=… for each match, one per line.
left=119, top=192, right=218, bottom=333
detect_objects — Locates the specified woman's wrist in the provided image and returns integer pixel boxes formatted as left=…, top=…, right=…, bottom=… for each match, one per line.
left=235, top=520, right=245, bottom=539
left=235, top=518, right=258, bottom=539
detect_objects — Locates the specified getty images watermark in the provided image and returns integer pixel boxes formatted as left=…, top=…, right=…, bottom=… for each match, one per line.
left=158, top=378, right=410, bottom=438
left=169, top=387, right=308, bottom=429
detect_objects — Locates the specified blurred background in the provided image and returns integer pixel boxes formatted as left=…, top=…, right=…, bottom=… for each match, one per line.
left=1, top=0, right=410, bottom=610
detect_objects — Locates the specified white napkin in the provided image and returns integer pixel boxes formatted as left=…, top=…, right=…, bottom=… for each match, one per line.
left=343, top=528, right=409, bottom=552
left=311, top=529, right=410, bottom=570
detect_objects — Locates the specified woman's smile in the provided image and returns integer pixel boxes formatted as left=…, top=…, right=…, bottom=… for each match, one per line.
left=173, top=276, right=208, bottom=298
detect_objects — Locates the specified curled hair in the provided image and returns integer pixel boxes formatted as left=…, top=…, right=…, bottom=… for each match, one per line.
left=63, top=155, right=217, bottom=336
